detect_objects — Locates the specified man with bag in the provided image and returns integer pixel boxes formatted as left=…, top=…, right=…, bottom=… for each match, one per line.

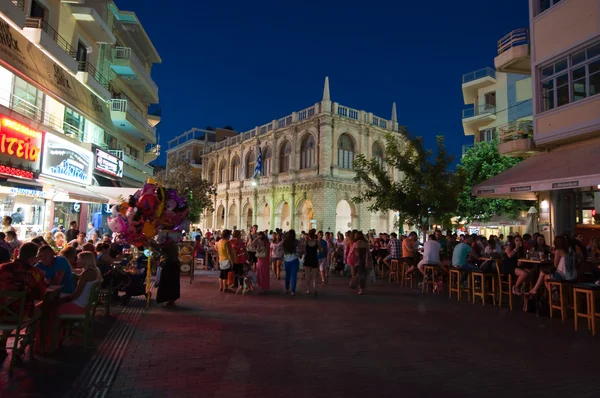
left=216, top=229, right=237, bottom=293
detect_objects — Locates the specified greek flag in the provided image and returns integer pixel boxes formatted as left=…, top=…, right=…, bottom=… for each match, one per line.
left=253, top=144, right=262, bottom=178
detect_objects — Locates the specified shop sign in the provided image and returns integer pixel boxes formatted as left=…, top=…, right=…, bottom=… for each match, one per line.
left=552, top=181, right=579, bottom=189
left=477, top=189, right=495, bottom=194
left=9, top=187, right=47, bottom=198
left=0, top=116, right=44, bottom=178
left=41, top=133, right=93, bottom=185
left=510, top=186, right=532, bottom=193
left=72, top=202, right=81, bottom=213
left=95, top=149, right=123, bottom=178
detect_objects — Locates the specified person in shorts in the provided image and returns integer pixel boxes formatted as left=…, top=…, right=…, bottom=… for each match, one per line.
left=317, top=231, right=329, bottom=283
left=402, top=232, right=418, bottom=279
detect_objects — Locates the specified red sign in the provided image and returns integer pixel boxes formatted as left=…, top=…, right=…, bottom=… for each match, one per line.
left=0, top=116, right=43, bottom=179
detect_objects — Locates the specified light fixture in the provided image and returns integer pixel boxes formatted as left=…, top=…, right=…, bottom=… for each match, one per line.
left=251, top=181, right=257, bottom=187
left=541, top=199, right=549, bottom=209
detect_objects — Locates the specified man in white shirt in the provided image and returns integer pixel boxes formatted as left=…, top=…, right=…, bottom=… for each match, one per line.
left=418, top=234, right=441, bottom=279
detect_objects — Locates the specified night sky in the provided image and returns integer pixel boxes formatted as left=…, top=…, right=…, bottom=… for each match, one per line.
left=117, top=0, right=529, bottom=167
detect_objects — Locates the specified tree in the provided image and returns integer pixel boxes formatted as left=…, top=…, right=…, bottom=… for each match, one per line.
left=456, top=140, right=531, bottom=224
left=154, top=160, right=216, bottom=223
left=352, top=127, right=465, bottom=233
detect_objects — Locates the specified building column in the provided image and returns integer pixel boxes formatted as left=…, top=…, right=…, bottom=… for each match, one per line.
left=319, top=117, right=333, bottom=177
left=252, top=192, right=258, bottom=226
left=290, top=188, right=296, bottom=232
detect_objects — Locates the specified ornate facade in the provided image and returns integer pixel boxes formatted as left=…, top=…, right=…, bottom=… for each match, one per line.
left=200, top=77, right=401, bottom=234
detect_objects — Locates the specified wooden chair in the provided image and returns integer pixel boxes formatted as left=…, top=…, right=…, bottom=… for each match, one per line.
left=496, top=260, right=513, bottom=310
left=421, top=265, right=436, bottom=294
left=0, top=291, right=39, bottom=374
left=449, top=267, right=460, bottom=300
left=458, top=269, right=473, bottom=303
left=548, top=280, right=571, bottom=322
left=51, top=282, right=101, bottom=353
left=400, top=261, right=415, bottom=289
left=471, top=270, right=497, bottom=306
left=389, top=259, right=399, bottom=284
left=572, top=283, right=600, bottom=336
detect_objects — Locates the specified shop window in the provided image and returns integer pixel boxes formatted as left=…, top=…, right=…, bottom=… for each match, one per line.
left=11, top=76, right=43, bottom=122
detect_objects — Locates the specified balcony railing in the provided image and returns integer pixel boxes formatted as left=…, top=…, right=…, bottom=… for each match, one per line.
left=462, top=104, right=496, bottom=119
left=11, top=0, right=24, bottom=10
left=112, top=46, right=158, bottom=94
left=498, top=28, right=529, bottom=55
left=110, top=99, right=155, bottom=135
left=109, top=150, right=153, bottom=175
left=462, top=67, right=496, bottom=84
left=146, top=143, right=160, bottom=156
left=24, top=17, right=77, bottom=58
left=78, top=61, right=111, bottom=90
left=498, top=120, right=534, bottom=143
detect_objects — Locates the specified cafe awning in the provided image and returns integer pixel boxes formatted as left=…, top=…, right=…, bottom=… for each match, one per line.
left=472, top=139, right=600, bottom=200
left=87, top=186, right=140, bottom=204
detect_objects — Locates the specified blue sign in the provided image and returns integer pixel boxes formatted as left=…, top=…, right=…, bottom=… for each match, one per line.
left=41, top=133, right=93, bottom=185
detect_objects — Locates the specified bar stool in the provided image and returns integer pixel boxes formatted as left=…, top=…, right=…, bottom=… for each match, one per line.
left=548, top=280, right=571, bottom=322
left=449, top=267, right=461, bottom=300
left=458, top=269, right=473, bottom=303
left=495, top=260, right=513, bottom=310
left=389, top=259, right=400, bottom=284
left=573, top=283, right=600, bottom=336
left=400, top=261, right=416, bottom=289
left=471, top=270, right=497, bottom=306
left=421, top=265, right=436, bottom=294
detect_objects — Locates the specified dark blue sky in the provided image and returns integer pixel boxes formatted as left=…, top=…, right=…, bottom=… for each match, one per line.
left=118, top=0, right=529, bottom=166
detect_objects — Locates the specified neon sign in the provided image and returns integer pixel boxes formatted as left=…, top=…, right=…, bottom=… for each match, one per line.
left=0, top=165, right=34, bottom=179
left=0, top=117, right=42, bottom=161
left=41, top=133, right=92, bottom=185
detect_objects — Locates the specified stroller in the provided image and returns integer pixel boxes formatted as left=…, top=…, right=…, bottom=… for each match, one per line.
left=334, top=245, right=346, bottom=275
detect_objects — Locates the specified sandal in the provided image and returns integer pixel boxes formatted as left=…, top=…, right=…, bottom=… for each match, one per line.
left=512, top=286, right=522, bottom=296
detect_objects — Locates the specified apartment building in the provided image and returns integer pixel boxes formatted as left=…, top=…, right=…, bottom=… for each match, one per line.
left=474, top=0, right=600, bottom=241
left=166, top=128, right=238, bottom=172
left=461, top=28, right=533, bottom=157
left=0, top=0, right=160, bottom=237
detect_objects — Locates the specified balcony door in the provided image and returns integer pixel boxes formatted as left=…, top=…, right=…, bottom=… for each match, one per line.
left=30, top=0, right=47, bottom=21
left=484, top=92, right=496, bottom=107
left=76, top=41, right=88, bottom=71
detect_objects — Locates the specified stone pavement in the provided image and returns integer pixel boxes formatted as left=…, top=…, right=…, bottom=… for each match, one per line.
left=104, top=272, right=600, bottom=398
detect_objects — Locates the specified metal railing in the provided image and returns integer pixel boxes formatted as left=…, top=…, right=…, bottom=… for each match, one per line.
left=109, top=150, right=153, bottom=175
left=462, top=67, right=496, bottom=84
left=462, top=104, right=496, bottom=119
left=112, top=46, right=158, bottom=94
left=25, top=18, right=77, bottom=58
left=11, top=0, right=24, bottom=10
left=498, top=120, right=534, bottom=143
left=146, top=143, right=160, bottom=156
left=498, top=28, right=529, bottom=55
left=110, top=99, right=156, bottom=135
left=78, top=61, right=111, bottom=90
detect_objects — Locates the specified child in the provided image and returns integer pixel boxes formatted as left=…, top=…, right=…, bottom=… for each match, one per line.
left=237, top=268, right=258, bottom=294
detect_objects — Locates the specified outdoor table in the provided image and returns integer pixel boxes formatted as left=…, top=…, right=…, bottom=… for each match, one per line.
left=34, top=285, right=62, bottom=356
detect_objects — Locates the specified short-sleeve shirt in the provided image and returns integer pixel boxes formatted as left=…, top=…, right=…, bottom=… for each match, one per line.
left=318, top=239, right=328, bottom=260
left=230, top=238, right=247, bottom=264
left=452, top=242, right=472, bottom=267
left=35, top=256, right=75, bottom=294
left=402, top=239, right=415, bottom=258
left=388, top=238, right=401, bottom=259
left=422, top=240, right=441, bottom=264
left=0, top=260, right=47, bottom=319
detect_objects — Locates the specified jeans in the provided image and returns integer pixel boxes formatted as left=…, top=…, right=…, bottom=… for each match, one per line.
left=284, top=258, right=300, bottom=293
left=459, top=263, right=478, bottom=283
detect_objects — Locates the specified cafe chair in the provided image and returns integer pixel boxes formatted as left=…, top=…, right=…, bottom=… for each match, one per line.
left=495, top=260, right=514, bottom=310
left=51, top=282, right=101, bottom=353
left=471, top=270, right=497, bottom=306
left=0, top=290, right=40, bottom=375
left=449, top=267, right=461, bottom=300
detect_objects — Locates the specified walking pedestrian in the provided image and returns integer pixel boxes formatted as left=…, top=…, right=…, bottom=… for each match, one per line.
left=270, top=232, right=283, bottom=280
left=216, top=229, right=236, bottom=293
left=347, top=231, right=370, bottom=295
left=282, top=230, right=303, bottom=296
left=303, top=229, right=319, bottom=295
left=252, top=232, right=270, bottom=292
left=230, top=230, right=247, bottom=291
left=156, top=243, right=181, bottom=307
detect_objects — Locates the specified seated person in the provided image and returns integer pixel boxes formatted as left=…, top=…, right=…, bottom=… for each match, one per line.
left=36, top=245, right=75, bottom=294
left=529, top=235, right=577, bottom=296
left=502, top=236, right=529, bottom=296
left=121, top=246, right=149, bottom=304
left=417, top=234, right=441, bottom=279
left=60, top=246, right=78, bottom=269
left=0, top=243, right=46, bottom=357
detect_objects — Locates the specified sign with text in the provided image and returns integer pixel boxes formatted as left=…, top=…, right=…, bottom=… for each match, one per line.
left=552, top=181, right=579, bottom=189
left=95, top=148, right=123, bottom=178
left=0, top=116, right=43, bottom=178
left=510, top=186, right=532, bottom=193
left=41, top=133, right=92, bottom=185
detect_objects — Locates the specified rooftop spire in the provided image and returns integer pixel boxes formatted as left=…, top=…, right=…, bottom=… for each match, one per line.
left=391, top=102, right=397, bottom=123
left=322, top=76, right=330, bottom=101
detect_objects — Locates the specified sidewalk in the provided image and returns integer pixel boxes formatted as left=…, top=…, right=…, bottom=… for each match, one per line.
left=105, top=272, right=600, bottom=398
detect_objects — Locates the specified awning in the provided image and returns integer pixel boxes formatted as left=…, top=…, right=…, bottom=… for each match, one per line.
left=468, top=215, right=527, bottom=227
left=87, top=186, right=140, bottom=204
left=54, top=185, right=108, bottom=204
left=93, top=174, right=121, bottom=187
left=472, top=139, right=600, bottom=200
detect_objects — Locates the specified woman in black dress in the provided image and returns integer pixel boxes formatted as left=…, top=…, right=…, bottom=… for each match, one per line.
left=304, top=229, right=319, bottom=296
left=156, top=243, right=181, bottom=307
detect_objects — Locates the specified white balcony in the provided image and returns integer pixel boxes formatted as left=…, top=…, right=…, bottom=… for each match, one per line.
left=70, top=6, right=116, bottom=44
left=462, top=104, right=496, bottom=136
left=143, top=143, right=160, bottom=163
left=109, top=150, right=153, bottom=182
left=110, top=99, right=156, bottom=142
left=498, top=120, right=538, bottom=157
left=462, top=67, right=496, bottom=105
left=110, top=47, right=159, bottom=103
left=494, top=29, right=531, bottom=74
left=76, top=61, right=112, bottom=101
left=23, top=17, right=78, bottom=74
left=0, top=1, right=26, bottom=28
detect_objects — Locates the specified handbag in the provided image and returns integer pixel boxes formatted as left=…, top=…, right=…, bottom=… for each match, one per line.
left=219, top=259, right=232, bottom=270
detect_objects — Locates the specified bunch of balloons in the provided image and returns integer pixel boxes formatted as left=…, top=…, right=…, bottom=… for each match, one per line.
left=107, top=181, right=190, bottom=245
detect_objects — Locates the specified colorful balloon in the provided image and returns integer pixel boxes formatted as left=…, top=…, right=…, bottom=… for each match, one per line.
left=138, top=194, right=159, bottom=217
left=142, top=221, right=156, bottom=238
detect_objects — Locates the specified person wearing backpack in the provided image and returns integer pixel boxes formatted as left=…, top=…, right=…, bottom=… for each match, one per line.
left=528, top=235, right=577, bottom=297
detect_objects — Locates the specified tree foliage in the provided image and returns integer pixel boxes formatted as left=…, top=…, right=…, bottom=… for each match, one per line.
left=455, top=140, right=531, bottom=223
left=352, top=127, right=465, bottom=231
left=154, top=160, right=216, bottom=223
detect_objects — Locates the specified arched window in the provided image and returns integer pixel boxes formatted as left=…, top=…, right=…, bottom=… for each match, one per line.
left=245, top=150, right=256, bottom=179
left=262, top=146, right=272, bottom=176
left=208, top=162, right=216, bottom=184
left=230, top=156, right=240, bottom=181
left=300, top=134, right=315, bottom=169
left=337, top=134, right=354, bottom=169
left=372, top=141, right=384, bottom=167
left=218, top=160, right=227, bottom=183
left=279, top=140, right=292, bottom=173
